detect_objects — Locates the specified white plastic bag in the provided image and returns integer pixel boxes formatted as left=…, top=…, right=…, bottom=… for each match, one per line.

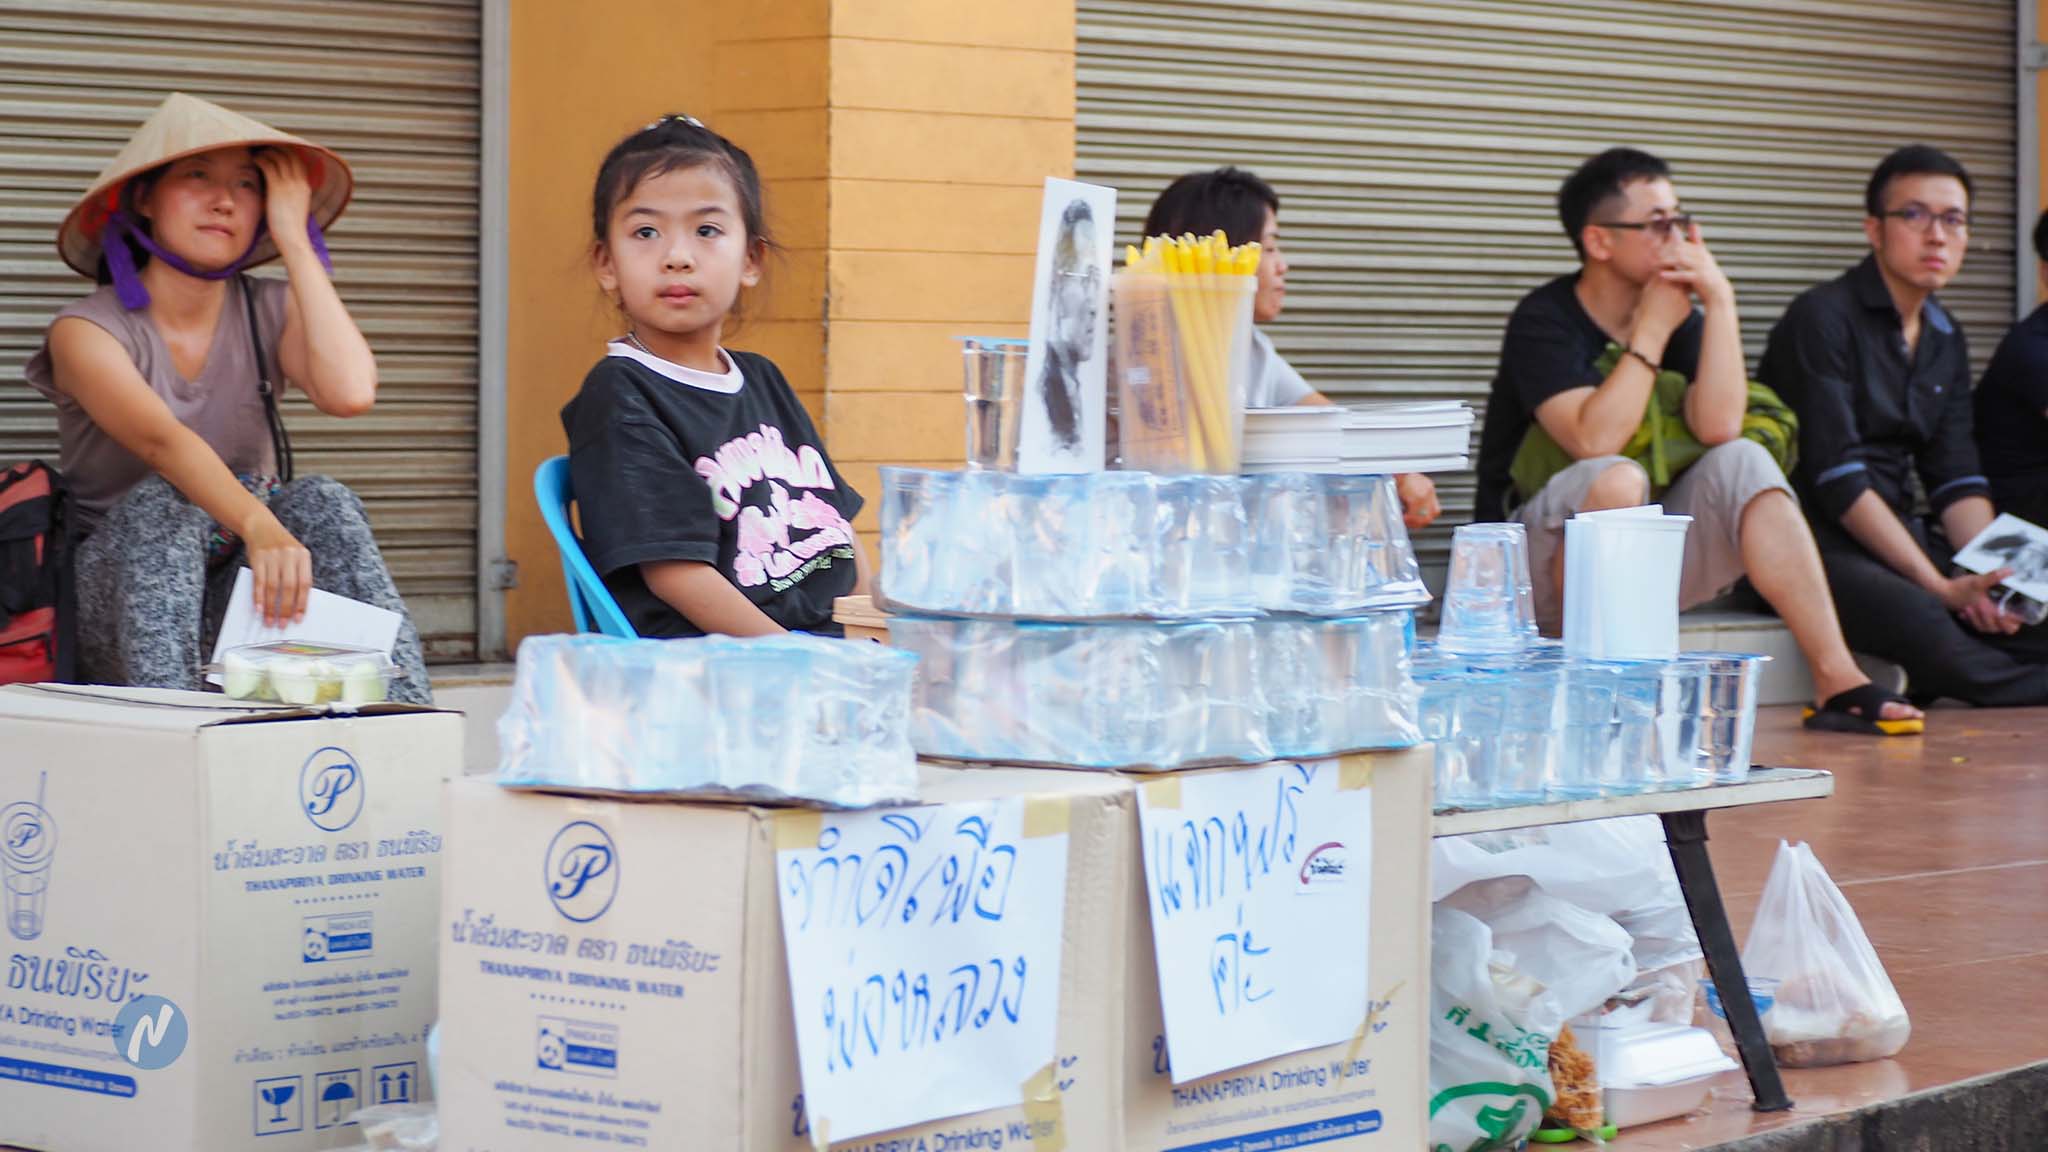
left=1433, top=815, right=1700, bottom=973
left=1429, top=877, right=1638, bottom=1151
left=1740, top=841, right=1909, bottom=1067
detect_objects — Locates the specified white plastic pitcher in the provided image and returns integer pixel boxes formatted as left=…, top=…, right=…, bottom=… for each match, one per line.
left=1564, top=506, right=1692, bottom=661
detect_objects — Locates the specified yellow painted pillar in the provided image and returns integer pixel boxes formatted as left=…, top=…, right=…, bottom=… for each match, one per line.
left=503, top=0, right=1075, bottom=643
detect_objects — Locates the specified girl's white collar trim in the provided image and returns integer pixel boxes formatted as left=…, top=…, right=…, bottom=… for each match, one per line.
left=606, top=339, right=743, bottom=394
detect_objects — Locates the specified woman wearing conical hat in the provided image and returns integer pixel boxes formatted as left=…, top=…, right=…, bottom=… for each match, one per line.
left=24, top=93, right=430, bottom=702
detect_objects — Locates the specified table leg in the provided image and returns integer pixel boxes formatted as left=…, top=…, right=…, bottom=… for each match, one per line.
left=1659, top=809, right=1793, bottom=1113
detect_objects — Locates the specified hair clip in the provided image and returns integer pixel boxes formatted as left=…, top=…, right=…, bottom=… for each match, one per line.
left=646, top=113, right=706, bottom=131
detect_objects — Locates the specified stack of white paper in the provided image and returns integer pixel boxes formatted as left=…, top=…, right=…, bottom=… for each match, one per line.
left=1563, top=505, right=1692, bottom=661
left=1241, top=406, right=1346, bottom=472
left=1342, top=401, right=1475, bottom=474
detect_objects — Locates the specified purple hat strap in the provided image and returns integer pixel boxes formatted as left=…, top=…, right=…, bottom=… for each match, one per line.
left=101, top=209, right=332, bottom=310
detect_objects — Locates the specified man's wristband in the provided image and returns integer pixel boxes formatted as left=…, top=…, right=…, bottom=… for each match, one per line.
left=1622, top=345, right=1661, bottom=373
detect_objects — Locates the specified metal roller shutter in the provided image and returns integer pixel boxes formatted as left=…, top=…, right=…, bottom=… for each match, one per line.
left=0, top=0, right=481, bottom=660
left=1078, top=0, right=2017, bottom=578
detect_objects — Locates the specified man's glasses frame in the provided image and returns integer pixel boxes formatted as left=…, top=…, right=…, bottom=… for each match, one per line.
left=1593, top=213, right=1696, bottom=241
left=1877, top=204, right=1969, bottom=235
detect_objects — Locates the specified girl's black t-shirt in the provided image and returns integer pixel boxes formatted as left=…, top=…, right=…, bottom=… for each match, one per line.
left=560, top=344, right=863, bottom=637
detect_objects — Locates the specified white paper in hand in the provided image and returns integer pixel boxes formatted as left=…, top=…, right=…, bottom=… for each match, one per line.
left=1952, top=512, right=2048, bottom=604
left=205, top=567, right=402, bottom=685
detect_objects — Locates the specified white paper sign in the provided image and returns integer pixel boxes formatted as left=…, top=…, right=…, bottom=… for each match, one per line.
left=1018, top=176, right=1116, bottom=474
left=777, top=799, right=1069, bottom=1143
left=1138, top=760, right=1372, bottom=1084
left=204, top=567, right=402, bottom=684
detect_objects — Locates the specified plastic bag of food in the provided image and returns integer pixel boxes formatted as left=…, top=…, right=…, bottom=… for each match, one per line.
left=1429, top=877, right=1637, bottom=1151
left=1740, top=840, right=1909, bottom=1067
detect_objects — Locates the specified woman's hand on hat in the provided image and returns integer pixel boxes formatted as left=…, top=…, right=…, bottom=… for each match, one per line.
left=254, top=147, right=315, bottom=253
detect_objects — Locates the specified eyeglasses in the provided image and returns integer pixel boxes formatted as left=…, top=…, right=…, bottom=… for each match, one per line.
left=1594, top=213, right=1696, bottom=241
left=1879, top=204, right=1969, bottom=235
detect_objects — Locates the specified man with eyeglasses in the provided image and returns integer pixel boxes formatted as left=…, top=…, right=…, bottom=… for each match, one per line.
left=1474, top=147, right=1921, bottom=735
left=1760, top=145, right=2048, bottom=708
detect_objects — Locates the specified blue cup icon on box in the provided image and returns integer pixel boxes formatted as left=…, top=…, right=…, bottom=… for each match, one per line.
left=545, top=821, right=619, bottom=923
left=2, top=786, right=56, bottom=943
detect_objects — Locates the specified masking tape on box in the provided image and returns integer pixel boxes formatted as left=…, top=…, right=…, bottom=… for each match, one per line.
left=1024, top=795, right=1070, bottom=838
left=777, top=810, right=823, bottom=852
left=1019, top=1060, right=1067, bottom=1152
left=1143, top=775, right=1182, bottom=810
left=1343, top=979, right=1406, bottom=1066
left=1338, top=754, right=1374, bottom=791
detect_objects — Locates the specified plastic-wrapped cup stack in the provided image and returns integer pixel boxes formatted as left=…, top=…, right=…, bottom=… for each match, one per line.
left=877, top=466, right=1426, bottom=771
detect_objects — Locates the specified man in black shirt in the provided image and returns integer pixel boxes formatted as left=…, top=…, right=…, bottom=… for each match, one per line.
left=1974, top=209, right=2048, bottom=527
left=1476, top=148, right=1917, bottom=732
left=1760, top=146, right=2048, bottom=707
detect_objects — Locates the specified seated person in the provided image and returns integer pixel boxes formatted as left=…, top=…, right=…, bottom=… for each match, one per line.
left=1973, top=208, right=2048, bottom=527
left=1142, top=167, right=1440, bottom=530
left=563, top=116, right=868, bottom=637
left=24, top=93, right=431, bottom=702
left=1474, top=147, right=1919, bottom=734
left=1761, top=145, right=2048, bottom=707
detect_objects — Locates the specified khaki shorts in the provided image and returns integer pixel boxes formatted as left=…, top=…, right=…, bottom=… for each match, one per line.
left=1512, top=439, right=1794, bottom=634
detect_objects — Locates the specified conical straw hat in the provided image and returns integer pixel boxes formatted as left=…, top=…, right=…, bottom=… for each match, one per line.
left=56, top=91, right=353, bottom=278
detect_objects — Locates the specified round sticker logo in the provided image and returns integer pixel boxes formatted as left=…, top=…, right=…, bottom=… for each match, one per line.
left=113, top=995, right=188, bottom=1070
left=545, top=821, right=619, bottom=923
left=300, top=747, right=364, bottom=833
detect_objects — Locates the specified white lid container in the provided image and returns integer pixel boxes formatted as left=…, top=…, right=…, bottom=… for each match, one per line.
left=1588, top=1023, right=1738, bottom=1129
left=211, top=639, right=396, bottom=705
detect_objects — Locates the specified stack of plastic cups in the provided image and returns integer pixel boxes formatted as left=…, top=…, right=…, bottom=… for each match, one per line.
left=1429, top=524, right=1541, bottom=809
left=1435, top=523, right=1539, bottom=656
left=1692, top=652, right=1769, bottom=784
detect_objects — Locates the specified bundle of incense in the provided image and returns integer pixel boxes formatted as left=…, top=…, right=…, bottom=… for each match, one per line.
left=1121, top=231, right=1261, bottom=470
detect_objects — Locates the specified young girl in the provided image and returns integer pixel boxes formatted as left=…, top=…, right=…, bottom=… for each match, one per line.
left=1143, top=167, right=1442, bottom=530
left=563, top=116, right=868, bottom=637
left=24, top=92, right=431, bottom=702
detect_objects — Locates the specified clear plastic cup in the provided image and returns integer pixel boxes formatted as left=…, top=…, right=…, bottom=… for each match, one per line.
left=1655, top=657, right=1713, bottom=790
left=1437, top=522, right=1539, bottom=655
left=1427, top=667, right=1507, bottom=810
left=1691, top=652, right=1770, bottom=784
left=960, top=337, right=1028, bottom=470
left=1603, top=660, right=1664, bottom=795
left=1550, top=660, right=1621, bottom=800
left=1494, top=664, right=1561, bottom=805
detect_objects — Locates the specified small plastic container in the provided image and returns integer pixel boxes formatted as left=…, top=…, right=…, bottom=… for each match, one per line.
left=213, top=640, right=397, bottom=705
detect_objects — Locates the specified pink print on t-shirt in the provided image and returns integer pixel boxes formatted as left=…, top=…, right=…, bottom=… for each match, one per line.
left=703, top=423, right=853, bottom=590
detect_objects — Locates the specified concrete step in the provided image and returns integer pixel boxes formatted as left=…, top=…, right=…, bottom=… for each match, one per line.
left=427, top=663, right=513, bottom=776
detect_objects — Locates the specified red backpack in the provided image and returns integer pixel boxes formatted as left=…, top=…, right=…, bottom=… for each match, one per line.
left=0, top=461, right=75, bottom=684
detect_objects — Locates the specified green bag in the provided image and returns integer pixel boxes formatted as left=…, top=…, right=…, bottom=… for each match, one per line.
left=1508, top=342, right=1798, bottom=504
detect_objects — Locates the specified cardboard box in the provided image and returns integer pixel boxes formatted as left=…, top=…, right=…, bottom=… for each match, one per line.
left=1120, top=748, right=1429, bottom=1151
left=440, top=748, right=1429, bottom=1151
left=0, top=685, right=460, bottom=1152
left=438, top=765, right=1133, bottom=1151
left=832, top=594, right=892, bottom=645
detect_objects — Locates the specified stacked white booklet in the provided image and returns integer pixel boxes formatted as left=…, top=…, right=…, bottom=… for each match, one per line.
left=1241, top=401, right=1474, bottom=474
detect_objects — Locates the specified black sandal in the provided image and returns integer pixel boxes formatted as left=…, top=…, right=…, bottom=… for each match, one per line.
left=1802, top=682, right=1924, bottom=736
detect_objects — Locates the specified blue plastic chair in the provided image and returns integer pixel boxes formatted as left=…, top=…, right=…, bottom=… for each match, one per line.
left=533, top=456, right=637, bottom=638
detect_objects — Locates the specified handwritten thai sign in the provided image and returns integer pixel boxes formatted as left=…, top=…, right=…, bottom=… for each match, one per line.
left=1138, top=759, right=1373, bottom=1083
left=776, top=798, right=1069, bottom=1142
